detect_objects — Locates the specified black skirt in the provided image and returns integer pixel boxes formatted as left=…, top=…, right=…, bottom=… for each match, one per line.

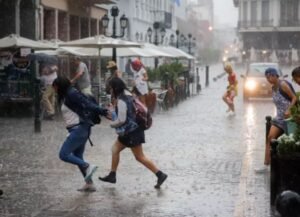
left=118, top=127, right=145, bottom=147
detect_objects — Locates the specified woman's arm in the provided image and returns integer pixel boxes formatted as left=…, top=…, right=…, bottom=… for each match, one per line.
left=281, top=81, right=297, bottom=117
left=110, top=99, right=127, bottom=128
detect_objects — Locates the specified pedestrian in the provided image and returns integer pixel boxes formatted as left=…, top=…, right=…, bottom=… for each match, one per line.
left=52, top=76, right=108, bottom=192
left=40, top=65, right=58, bottom=120
left=131, top=58, right=149, bottom=105
left=275, top=190, right=300, bottom=217
left=255, top=68, right=297, bottom=173
left=292, top=66, right=300, bottom=86
left=222, top=63, right=238, bottom=114
left=98, top=77, right=168, bottom=189
left=0, top=189, right=3, bottom=196
left=70, top=56, right=92, bottom=96
left=105, top=60, right=122, bottom=95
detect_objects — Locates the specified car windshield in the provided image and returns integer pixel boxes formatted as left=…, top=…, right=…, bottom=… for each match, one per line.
left=248, top=65, right=279, bottom=77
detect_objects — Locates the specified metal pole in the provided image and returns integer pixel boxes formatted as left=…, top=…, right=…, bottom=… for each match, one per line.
left=112, top=16, right=117, bottom=62
left=205, top=65, right=209, bottom=87
left=154, top=28, right=158, bottom=68
left=196, top=67, right=201, bottom=94
left=34, top=77, right=41, bottom=133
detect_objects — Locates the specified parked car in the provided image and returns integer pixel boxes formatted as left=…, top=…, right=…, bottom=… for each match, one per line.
left=241, top=62, right=286, bottom=101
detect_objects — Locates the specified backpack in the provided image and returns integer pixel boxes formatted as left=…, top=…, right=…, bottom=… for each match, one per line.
left=87, top=95, right=101, bottom=125
left=278, top=80, right=296, bottom=102
left=133, top=97, right=152, bottom=130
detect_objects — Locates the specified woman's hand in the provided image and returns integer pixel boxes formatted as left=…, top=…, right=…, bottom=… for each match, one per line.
left=284, top=110, right=291, bottom=119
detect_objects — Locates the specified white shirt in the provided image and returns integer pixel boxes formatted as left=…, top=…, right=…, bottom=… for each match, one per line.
left=133, top=67, right=148, bottom=95
left=41, top=72, right=57, bottom=86
left=61, top=103, right=80, bottom=128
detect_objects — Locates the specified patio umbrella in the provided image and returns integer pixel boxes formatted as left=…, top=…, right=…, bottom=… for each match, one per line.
left=27, top=53, right=58, bottom=65
left=0, top=34, right=56, bottom=50
left=59, top=35, right=141, bottom=90
left=159, top=46, right=194, bottom=59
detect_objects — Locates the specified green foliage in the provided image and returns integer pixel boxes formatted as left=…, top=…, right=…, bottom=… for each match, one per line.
left=277, top=134, right=300, bottom=155
left=147, top=62, right=185, bottom=84
left=277, top=92, right=300, bottom=155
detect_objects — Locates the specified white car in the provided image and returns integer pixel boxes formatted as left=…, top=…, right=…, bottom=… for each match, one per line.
left=241, top=62, right=285, bottom=101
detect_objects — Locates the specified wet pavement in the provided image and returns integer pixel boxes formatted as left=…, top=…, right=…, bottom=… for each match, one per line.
left=0, top=64, right=285, bottom=217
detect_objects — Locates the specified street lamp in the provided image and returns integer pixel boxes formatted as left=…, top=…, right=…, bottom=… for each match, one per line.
left=176, top=29, right=180, bottom=48
left=147, top=27, right=152, bottom=43
left=101, top=6, right=129, bottom=62
left=170, top=33, right=175, bottom=46
left=147, top=22, right=166, bottom=68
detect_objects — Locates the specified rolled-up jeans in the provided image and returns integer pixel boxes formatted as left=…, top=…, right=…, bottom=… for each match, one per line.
left=59, top=123, right=91, bottom=173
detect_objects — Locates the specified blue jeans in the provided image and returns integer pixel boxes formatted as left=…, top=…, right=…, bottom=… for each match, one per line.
left=59, top=123, right=91, bottom=171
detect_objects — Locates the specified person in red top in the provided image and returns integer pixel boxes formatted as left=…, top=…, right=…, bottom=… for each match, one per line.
left=222, top=63, right=238, bottom=114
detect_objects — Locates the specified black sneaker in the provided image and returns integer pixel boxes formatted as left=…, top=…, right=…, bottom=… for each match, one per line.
left=155, top=173, right=168, bottom=189
left=98, top=174, right=116, bottom=184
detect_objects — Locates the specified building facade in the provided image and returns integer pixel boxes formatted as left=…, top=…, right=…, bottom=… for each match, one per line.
left=0, top=0, right=111, bottom=41
left=236, top=0, right=300, bottom=50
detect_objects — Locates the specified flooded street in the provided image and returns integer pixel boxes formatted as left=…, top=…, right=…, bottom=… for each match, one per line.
left=0, top=63, right=280, bottom=217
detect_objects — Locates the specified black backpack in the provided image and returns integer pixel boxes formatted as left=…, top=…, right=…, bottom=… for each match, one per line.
left=87, top=95, right=101, bottom=125
left=278, top=80, right=296, bottom=102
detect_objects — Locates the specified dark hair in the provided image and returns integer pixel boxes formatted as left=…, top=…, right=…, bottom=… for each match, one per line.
left=292, top=66, right=300, bottom=78
left=265, top=67, right=279, bottom=77
left=52, top=76, right=71, bottom=104
left=109, top=77, right=127, bottom=98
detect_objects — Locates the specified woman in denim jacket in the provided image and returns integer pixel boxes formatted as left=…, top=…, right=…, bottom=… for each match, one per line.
left=98, top=77, right=167, bottom=189
left=52, top=76, right=108, bottom=192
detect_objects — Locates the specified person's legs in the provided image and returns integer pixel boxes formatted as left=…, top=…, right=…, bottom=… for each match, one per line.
left=42, top=86, right=55, bottom=116
left=98, top=140, right=125, bottom=183
left=130, top=145, right=159, bottom=173
left=256, top=124, right=282, bottom=173
left=59, top=125, right=89, bottom=168
left=130, top=145, right=167, bottom=188
left=265, top=125, right=283, bottom=165
left=222, top=92, right=231, bottom=111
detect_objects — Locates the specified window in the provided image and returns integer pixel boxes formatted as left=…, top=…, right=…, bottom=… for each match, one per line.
left=261, top=1, right=270, bottom=26
left=250, top=1, right=257, bottom=26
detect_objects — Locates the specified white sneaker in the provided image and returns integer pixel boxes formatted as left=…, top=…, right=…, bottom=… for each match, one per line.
left=84, top=165, right=98, bottom=181
left=77, top=183, right=96, bottom=192
left=255, top=165, right=269, bottom=174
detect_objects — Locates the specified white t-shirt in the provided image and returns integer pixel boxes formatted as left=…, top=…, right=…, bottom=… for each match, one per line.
left=133, top=67, right=148, bottom=95
left=61, top=103, right=80, bottom=128
left=41, top=72, right=57, bottom=86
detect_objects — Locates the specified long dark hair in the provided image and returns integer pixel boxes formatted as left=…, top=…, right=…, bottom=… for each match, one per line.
left=52, top=76, right=71, bottom=104
left=109, top=77, right=127, bottom=98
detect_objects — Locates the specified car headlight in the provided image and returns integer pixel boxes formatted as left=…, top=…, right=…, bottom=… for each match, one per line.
left=245, top=79, right=257, bottom=91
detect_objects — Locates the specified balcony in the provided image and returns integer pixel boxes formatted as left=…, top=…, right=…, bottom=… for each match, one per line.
left=280, top=19, right=300, bottom=27
left=238, top=20, right=273, bottom=29
left=154, top=11, right=172, bottom=29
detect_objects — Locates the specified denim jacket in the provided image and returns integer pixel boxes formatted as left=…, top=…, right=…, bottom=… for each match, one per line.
left=64, top=87, right=107, bottom=126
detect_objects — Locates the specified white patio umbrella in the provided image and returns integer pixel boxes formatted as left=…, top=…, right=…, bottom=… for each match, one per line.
left=0, top=34, right=56, bottom=50
left=159, top=46, right=194, bottom=59
left=59, top=35, right=141, bottom=90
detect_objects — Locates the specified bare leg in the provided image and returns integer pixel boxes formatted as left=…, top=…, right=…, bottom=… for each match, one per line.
left=130, top=145, right=159, bottom=173
left=222, top=92, right=231, bottom=111
left=111, top=140, right=126, bottom=172
left=265, top=125, right=283, bottom=165
left=98, top=140, right=125, bottom=183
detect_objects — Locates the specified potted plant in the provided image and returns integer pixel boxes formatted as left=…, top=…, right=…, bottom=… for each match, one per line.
left=270, top=92, right=300, bottom=205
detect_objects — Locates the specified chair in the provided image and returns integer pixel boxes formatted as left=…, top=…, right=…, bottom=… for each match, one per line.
left=153, top=89, right=168, bottom=112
